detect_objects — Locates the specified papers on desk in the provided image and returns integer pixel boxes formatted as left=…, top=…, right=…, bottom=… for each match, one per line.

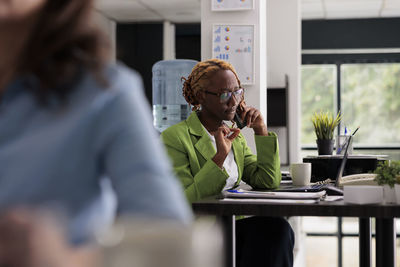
left=307, top=154, right=387, bottom=159
left=222, top=189, right=326, bottom=200
left=324, top=195, right=344, bottom=201
left=221, top=198, right=320, bottom=204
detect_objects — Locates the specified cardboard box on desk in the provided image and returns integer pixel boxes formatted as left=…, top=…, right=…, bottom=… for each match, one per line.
left=343, top=185, right=383, bottom=204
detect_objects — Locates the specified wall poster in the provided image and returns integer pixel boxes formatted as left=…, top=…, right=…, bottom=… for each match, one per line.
left=211, top=0, right=254, bottom=11
left=212, top=24, right=254, bottom=84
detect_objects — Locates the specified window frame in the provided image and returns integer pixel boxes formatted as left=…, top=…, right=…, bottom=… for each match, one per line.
left=301, top=52, right=400, bottom=151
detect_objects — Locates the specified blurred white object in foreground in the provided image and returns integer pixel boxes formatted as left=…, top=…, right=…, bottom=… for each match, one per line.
left=97, top=217, right=223, bottom=267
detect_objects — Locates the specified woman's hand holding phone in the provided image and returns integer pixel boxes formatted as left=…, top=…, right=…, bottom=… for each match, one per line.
left=238, top=105, right=268, bottom=136
left=212, top=125, right=240, bottom=168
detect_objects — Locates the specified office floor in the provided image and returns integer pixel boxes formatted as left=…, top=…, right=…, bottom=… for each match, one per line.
left=299, top=217, right=400, bottom=267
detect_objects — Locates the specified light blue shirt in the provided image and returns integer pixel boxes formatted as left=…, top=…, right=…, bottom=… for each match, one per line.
left=0, top=63, right=192, bottom=243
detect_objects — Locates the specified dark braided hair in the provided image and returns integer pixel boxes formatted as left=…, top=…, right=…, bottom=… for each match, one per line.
left=182, top=59, right=242, bottom=111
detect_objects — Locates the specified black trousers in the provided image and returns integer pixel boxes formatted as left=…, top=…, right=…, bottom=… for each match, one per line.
left=236, top=216, right=295, bottom=267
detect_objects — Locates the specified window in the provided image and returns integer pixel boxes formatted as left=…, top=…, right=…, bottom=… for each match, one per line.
left=301, top=62, right=400, bottom=156
left=341, top=63, right=400, bottom=147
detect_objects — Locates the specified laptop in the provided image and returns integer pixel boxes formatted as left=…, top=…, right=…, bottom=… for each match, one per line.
left=275, top=135, right=353, bottom=196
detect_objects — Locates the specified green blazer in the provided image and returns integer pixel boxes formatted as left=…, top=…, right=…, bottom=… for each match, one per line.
left=161, top=112, right=281, bottom=203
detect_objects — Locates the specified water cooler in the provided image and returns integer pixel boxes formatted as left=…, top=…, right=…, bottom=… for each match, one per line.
left=152, top=59, right=198, bottom=132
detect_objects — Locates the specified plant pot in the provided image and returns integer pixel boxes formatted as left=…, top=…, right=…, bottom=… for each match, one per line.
left=316, top=139, right=334, bottom=155
left=383, top=185, right=396, bottom=204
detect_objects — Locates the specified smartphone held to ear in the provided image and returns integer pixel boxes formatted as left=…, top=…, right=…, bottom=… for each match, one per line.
left=234, top=107, right=247, bottom=129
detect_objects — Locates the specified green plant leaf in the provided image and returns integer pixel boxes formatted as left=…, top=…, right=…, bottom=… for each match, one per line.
left=311, top=111, right=342, bottom=140
left=373, top=160, right=400, bottom=187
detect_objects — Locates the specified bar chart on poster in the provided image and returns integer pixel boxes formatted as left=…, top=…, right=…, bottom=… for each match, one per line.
left=212, top=24, right=254, bottom=84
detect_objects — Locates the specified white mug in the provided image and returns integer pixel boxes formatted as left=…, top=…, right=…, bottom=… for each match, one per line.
left=290, top=163, right=312, bottom=186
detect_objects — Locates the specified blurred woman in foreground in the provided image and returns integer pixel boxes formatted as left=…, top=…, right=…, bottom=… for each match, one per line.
left=0, top=0, right=191, bottom=245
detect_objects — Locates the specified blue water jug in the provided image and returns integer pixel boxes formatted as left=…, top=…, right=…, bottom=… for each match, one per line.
left=152, top=59, right=198, bottom=132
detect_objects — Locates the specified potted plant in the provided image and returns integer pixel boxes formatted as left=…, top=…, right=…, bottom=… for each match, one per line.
left=311, top=111, right=341, bottom=155
left=374, top=160, right=400, bottom=204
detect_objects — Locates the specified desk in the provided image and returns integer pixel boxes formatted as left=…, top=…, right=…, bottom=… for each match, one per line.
left=193, top=198, right=400, bottom=267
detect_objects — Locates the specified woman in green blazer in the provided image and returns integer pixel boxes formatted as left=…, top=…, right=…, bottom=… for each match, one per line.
left=162, top=109, right=281, bottom=203
left=161, top=59, right=294, bottom=267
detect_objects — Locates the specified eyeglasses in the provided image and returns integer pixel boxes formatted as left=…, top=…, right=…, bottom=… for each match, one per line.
left=204, top=87, right=244, bottom=103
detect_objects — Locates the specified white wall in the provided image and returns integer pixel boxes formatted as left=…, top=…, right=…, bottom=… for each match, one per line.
left=267, top=0, right=301, bottom=164
left=201, top=0, right=267, bottom=153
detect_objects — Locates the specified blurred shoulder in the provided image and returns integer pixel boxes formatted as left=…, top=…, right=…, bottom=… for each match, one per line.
left=77, top=62, right=144, bottom=97
left=102, top=62, right=143, bottom=91
left=67, top=62, right=151, bottom=124
left=74, top=62, right=146, bottom=105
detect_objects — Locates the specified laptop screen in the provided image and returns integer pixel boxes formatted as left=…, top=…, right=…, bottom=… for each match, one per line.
left=334, top=135, right=353, bottom=187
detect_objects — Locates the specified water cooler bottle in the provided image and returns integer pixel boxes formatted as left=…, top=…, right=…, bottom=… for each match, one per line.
left=152, top=59, right=198, bottom=132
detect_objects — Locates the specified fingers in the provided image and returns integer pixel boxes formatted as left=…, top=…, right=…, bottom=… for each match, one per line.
left=215, top=125, right=240, bottom=141
left=214, top=125, right=229, bottom=139
left=226, top=128, right=241, bottom=140
left=240, top=107, right=262, bottom=127
left=245, top=109, right=258, bottom=127
left=240, top=106, right=250, bottom=121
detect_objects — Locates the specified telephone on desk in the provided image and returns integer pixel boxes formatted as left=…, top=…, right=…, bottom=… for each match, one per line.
left=339, top=173, right=377, bottom=186
left=305, top=173, right=378, bottom=196
left=303, top=155, right=386, bottom=183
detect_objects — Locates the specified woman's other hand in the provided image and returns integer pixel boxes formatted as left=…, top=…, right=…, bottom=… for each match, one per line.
left=212, top=125, right=240, bottom=168
left=240, top=106, right=268, bottom=136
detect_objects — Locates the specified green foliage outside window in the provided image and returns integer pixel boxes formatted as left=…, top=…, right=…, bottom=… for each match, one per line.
left=341, top=64, right=400, bottom=145
left=301, top=65, right=336, bottom=144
